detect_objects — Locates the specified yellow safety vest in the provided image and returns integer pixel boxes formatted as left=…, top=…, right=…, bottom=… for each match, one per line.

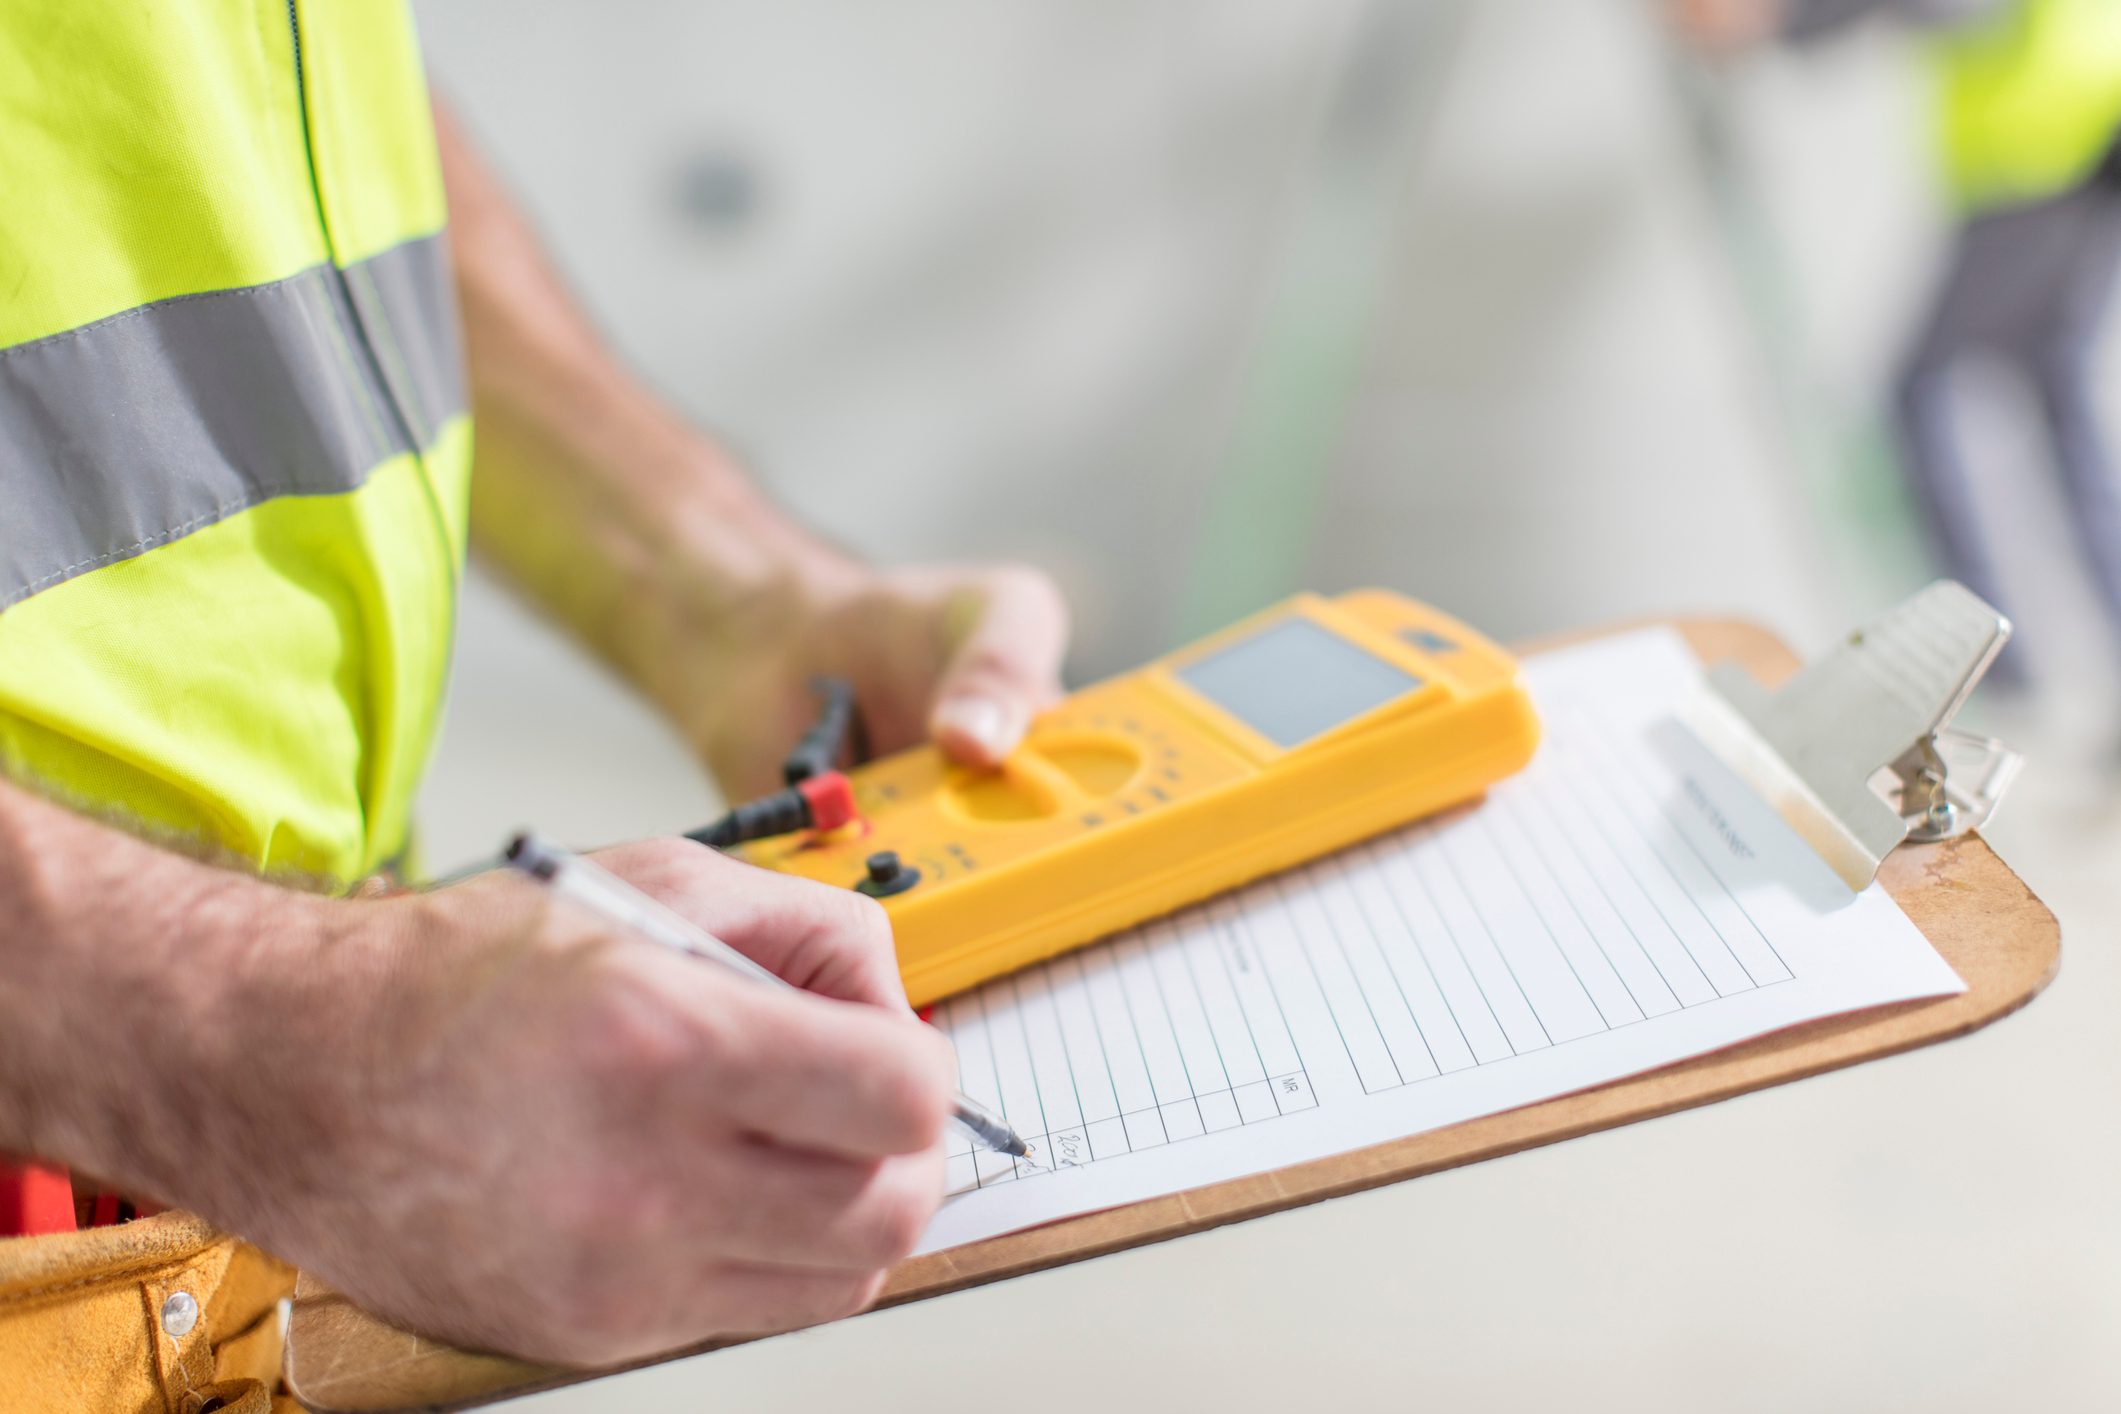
left=0, top=0, right=471, bottom=885
left=1, top=6, right=464, bottom=1402
left=1931, top=0, right=2121, bottom=210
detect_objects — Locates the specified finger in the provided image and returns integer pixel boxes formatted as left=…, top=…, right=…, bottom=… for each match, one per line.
left=687, top=1141, right=946, bottom=1271
left=684, top=1263, right=889, bottom=1338
left=929, top=567, right=1069, bottom=766
left=709, top=982, right=957, bottom=1158
left=591, top=839, right=910, bottom=1010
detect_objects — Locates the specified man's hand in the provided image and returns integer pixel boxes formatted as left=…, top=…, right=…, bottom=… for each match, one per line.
left=271, top=841, right=955, bottom=1365
left=677, top=564, right=1071, bottom=802
left=0, top=781, right=958, bottom=1368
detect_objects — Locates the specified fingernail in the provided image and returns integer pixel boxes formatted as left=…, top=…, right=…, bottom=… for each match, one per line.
left=934, top=697, right=1016, bottom=760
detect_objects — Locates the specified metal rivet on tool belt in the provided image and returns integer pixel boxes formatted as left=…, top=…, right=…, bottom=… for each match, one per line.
left=161, top=1290, right=198, bottom=1338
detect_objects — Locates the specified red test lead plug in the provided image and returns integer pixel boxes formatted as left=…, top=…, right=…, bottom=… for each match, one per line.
left=686, top=676, right=863, bottom=850
left=686, top=770, right=858, bottom=850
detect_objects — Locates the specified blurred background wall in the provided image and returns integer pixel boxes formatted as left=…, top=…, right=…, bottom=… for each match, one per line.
left=410, top=0, right=2108, bottom=867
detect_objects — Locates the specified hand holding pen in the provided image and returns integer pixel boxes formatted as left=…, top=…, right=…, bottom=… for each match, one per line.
left=505, top=832, right=1028, bottom=1157
left=244, top=833, right=983, bottom=1366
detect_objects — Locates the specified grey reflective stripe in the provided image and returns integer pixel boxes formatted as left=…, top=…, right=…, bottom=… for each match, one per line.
left=344, top=235, right=467, bottom=451
left=0, top=232, right=465, bottom=611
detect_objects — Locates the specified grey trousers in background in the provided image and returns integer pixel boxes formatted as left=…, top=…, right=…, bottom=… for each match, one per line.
left=1896, top=172, right=2121, bottom=674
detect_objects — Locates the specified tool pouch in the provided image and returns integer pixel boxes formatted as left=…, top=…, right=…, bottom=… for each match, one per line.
left=0, top=1211, right=298, bottom=1412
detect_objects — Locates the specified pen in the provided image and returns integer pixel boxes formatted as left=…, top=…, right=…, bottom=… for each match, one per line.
left=503, top=832, right=1030, bottom=1159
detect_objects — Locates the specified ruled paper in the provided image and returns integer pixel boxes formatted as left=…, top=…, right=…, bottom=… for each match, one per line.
left=918, top=628, right=1964, bottom=1253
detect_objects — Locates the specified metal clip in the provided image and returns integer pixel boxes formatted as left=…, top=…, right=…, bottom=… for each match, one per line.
left=1681, top=581, right=2022, bottom=890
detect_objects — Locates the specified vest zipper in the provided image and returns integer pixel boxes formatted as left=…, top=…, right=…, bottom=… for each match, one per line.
left=283, top=0, right=462, bottom=866
left=282, top=1, right=457, bottom=585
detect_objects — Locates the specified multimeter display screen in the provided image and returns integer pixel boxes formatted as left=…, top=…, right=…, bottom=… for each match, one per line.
left=1175, top=617, right=1419, bottom=748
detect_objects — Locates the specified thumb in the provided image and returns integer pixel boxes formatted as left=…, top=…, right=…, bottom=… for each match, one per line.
left=928, top=568, right=1069, bottom=766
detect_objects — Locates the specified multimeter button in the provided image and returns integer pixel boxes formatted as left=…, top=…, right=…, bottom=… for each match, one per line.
left=856, top=851, right=921, bottom=898
left=1027, top=736, right=1142, bottom=798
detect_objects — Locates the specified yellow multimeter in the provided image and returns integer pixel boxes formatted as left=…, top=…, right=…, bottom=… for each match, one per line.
left=742, top=590, right=1541, bottom=1006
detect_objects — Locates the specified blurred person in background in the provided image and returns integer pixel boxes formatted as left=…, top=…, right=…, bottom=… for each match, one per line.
left=1675, top=0, right=2121, bottom=682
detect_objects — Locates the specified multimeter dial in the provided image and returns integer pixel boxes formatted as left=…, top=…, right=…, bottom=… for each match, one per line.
left=937, top=729, right=1146, bottom=824
left=1027, top=733, right=1142, bottom=798
left=940, top=766, right=1060, bottom=822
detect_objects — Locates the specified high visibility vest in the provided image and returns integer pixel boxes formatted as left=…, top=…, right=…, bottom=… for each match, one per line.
left=0, top=1, right=470, bottom=885
left=1930, top=0, right=2121, bottom=210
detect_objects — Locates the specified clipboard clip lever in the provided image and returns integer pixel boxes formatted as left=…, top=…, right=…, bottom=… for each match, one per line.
left=1682, top=581, right=2022, bottom=890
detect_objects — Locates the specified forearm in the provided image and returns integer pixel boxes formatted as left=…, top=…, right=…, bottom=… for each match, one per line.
left=436, top=102, right=861, bottom=713
left=0, top=779, right=375, bottom=1223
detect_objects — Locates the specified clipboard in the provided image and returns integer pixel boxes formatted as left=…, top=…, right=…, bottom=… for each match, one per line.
left=284, top=616, right=2061, bottom=1413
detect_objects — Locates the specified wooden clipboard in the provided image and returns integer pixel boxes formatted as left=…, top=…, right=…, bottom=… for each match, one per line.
left=284, top=618, right=2062, bottom=1413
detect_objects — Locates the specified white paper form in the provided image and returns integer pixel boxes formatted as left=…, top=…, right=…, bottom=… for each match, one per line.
left=919, top=629, right=1966, bottom=1253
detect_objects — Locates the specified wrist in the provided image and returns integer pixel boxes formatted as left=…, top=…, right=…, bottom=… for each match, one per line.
left=175, top=888, right=407, bottom=1218
left=127, top=878, right=549, bottom=1261
left=620, top=472, right=870, bottom=720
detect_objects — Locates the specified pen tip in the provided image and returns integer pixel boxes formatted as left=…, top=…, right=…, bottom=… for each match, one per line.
left=1007, top=1139, right=1029, bottom=1158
